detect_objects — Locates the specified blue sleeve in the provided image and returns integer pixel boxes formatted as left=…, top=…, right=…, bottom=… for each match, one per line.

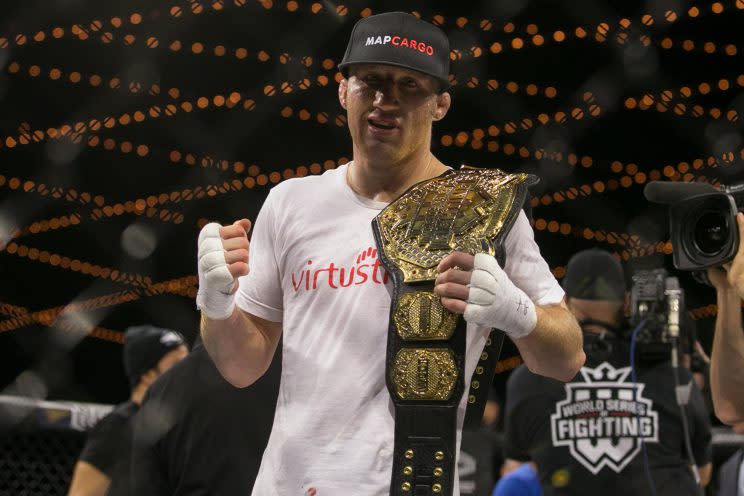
left=493, top=466, right=541, bottom=496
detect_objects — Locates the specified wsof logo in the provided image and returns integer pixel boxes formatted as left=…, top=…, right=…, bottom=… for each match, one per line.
left=550, top=362, right=659, bottom=474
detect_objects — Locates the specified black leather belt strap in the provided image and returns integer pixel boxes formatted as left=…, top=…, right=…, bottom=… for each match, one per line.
left=371, top=168, right=538, bottom=496
left=462, top=329, right=505, bottom=429
left=377, top=272, right=465, bottom=495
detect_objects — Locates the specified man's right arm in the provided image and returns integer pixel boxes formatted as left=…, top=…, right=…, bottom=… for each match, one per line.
left=197, top=218, right=282, bottom=388
left=201, top=309, right=281, bottom=388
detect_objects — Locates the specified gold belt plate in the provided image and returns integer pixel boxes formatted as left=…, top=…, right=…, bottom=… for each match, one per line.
left=391, top=348, right=458, bottom=401
left=393, top=292, right=457, bottom=341
left=376, top=169, right=528, bottom=283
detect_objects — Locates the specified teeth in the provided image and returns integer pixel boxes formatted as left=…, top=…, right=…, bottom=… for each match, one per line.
left=370, top=120, right=394, bottom=129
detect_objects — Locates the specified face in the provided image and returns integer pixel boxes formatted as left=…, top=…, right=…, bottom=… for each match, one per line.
left=339, top=64, right=450, bottom=164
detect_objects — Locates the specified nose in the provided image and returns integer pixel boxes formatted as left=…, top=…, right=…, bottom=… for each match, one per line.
left=372, top=79, right=400, bottom=110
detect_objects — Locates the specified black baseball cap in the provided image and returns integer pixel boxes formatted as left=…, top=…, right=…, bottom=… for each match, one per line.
left=338, top=12, right=450, bottom=91
left=123, top=325, right=186, bottom=389
left=562, top=249, right=626, bottom=302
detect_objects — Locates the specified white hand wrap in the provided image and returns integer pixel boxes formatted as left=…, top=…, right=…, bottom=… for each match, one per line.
left=196, top=223, right=236, bottom=320
left=464, top=253, right=537, bottom=339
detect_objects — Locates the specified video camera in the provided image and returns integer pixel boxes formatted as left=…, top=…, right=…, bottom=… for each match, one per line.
left=644, top=181, right=744, bottom=271
left=628, top=268, right=687, bottom=363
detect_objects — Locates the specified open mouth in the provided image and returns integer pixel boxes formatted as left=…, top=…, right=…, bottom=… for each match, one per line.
left=368, top=118, right=397, bottom=130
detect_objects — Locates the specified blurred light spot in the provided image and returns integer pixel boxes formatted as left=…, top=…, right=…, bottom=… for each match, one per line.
left=13, top=370, right=48, bottom=399
left=623, top=41, right=659, bottom=82
left=45, top=139, right=83, bottom=166
left=121, top=222, right=157, bottom=259
left=0, top=212, right=17, bottom=250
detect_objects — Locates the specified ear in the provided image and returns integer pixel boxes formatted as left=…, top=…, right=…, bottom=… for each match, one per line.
left=432, top=91, right=451, bottom=121
left=338, top=78, right=348, bottom=110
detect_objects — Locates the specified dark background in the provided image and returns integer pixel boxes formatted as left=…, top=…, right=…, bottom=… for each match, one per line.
left=1, top=0, right=742, bottom=405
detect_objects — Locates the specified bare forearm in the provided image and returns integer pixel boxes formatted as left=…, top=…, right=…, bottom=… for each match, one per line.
left=513, top=303, right=585, bottom=382
left=698, top=463, right=712, bottom=487
left=67, top=461, right=110, bottom=496
left=201, top=308, right=280, bottom=388
left=710, top=288, right=744, bottom=425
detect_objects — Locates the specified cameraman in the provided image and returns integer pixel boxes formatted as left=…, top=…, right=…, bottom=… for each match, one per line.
left=706, top=212, right=744, bottom=425
left=503, top=248, right=712, bottom=494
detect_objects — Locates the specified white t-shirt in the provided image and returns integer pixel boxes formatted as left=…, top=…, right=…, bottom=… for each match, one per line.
left=236, top=163, right=564, bottom=496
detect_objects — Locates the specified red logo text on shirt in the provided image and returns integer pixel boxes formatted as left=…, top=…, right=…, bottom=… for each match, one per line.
left=291, top=247, right=390, bottom=292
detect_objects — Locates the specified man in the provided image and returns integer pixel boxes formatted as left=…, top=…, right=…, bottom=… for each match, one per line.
left=196, top=12, right=584, bottom=495
left=67, top=325, right=188, bottom=496
left=503, top=248, right=712, bottom=495
left=130, top=340, right=280, bottom=495
left=707, top=212, right=744, bottom=425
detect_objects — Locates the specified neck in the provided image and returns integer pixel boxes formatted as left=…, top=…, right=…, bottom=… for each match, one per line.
left=130, top=383, right=147, bottom=406
left=347, top=146, right=448, bottom=203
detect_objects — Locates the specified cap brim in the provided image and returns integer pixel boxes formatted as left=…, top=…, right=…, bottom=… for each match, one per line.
left=337, top=60, right=450, bottom=91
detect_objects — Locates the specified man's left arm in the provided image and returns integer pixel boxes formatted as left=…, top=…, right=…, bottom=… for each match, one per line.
left=436, top=252, right=584, bottom=382
left=513, top=301, right=585, bottom=382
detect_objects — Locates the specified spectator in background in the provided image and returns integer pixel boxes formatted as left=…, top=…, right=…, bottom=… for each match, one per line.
left=130, top=340, right=281, bottom=495
left=67, top=325, right=187, bottom=496
left=503, top=248, right=712, bottom=495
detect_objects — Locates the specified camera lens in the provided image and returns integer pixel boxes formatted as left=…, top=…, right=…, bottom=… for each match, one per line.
left=692, top=211, right=729, bottom=255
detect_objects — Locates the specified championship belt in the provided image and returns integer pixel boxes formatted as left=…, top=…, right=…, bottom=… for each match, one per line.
left=372, top=167, right=536, bottom=496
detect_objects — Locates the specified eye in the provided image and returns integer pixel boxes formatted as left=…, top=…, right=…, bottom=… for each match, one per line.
left=363, top=74, right=381, bottom=86
left=400, top=78, right=419, bottom=89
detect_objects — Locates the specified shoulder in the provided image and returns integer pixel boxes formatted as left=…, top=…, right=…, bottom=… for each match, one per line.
left=507, top=364, right=560, bottom=396
left=117, top=400, right=139, bottom=420
left=83, top=402, right=134, bottom=452
left=145, top=347, right=211, bottom=400
left=97, top=401, right=135, bottom=429
left=507, top=363, right=571, bottom=401
left=506, top=364, right=531, bottom=387
left=268, top=165, right=344, bottom=200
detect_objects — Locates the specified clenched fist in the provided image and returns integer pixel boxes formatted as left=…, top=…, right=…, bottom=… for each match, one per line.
left=435, top=251, right=536, bottom=339
left=196, top=219, right=252, bottom=320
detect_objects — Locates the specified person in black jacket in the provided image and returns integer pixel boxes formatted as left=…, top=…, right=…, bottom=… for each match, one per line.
left=67, top=325, right=188, bottom=496
left=503, top=248, right=712, bottom=495
left=130, top=340, right=280, bottom=495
